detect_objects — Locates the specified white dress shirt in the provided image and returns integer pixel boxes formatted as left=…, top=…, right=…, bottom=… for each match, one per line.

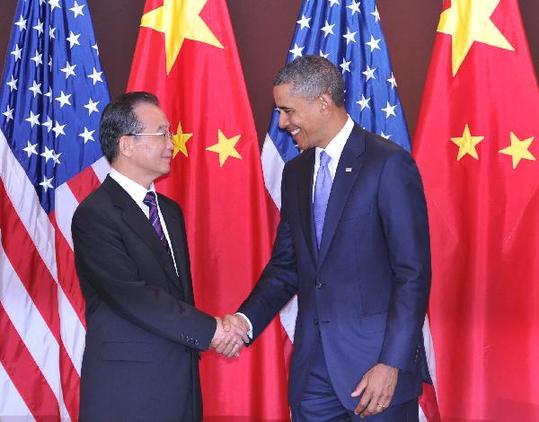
left=109, top=168, right=179, bottom=276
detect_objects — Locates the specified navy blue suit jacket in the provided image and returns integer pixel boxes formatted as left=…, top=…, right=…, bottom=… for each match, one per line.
left=239, top=125, right=431, bottom=410
left=72, top=176, right=216, bottom=421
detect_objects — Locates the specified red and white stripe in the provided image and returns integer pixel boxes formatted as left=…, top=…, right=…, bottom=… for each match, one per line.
left=0, top=129, right=108, bottom=420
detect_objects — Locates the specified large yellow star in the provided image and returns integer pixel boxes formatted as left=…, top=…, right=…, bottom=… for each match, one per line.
left=438, top=0, right=514, bottom=76
left=451, top=124, right=484, bottom=160
left=206, top=130, right=242, bottom=167
left=172, top=122, right=192, bottom=158
left=141, top=0, right=223, bottom=74
left=499, top=132, right=535, bottom=169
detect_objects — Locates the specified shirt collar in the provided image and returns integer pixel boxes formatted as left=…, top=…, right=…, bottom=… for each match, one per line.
left=316, top=115, right=354, bottom=163
left=109, top=168, right=156, bottom=205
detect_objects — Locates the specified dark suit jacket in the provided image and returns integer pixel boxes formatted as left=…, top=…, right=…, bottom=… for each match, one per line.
left=239, top=125, right=431, bottom=410
left=72, top=176, right=216, bottom=421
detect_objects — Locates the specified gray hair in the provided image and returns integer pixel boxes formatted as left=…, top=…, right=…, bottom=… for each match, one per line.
left=273, top=55, right=345, bottom=107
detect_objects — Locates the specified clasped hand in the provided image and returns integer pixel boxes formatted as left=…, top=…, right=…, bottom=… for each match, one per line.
left=210, top=314, right=250, bottom=358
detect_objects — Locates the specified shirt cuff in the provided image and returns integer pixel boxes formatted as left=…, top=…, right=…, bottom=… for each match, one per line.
left=235, top=312, right=253, bottom=339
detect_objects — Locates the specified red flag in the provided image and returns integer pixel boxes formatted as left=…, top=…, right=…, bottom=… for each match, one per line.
left=413, top=0, right=539, bottom=420
left=126, top=0, right=288, bottom=419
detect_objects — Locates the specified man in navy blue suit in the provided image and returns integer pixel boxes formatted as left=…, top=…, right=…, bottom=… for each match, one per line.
left=226, top=56, right=431, bottom=420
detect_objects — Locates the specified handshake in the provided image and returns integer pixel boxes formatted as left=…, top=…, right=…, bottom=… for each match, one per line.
left=209, top=314, right=251, bottom=358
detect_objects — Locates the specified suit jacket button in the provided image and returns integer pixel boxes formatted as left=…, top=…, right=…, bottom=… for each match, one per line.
left=313, top=319, right=319, bottom=326
left=315, top=282, right=324, bottom=289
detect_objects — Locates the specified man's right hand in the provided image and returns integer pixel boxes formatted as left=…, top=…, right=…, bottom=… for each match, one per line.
left=210, top=316, right=249, bottom=358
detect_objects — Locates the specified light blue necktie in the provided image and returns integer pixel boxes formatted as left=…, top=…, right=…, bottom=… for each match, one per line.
left=313, top=151, right=332, bottom=249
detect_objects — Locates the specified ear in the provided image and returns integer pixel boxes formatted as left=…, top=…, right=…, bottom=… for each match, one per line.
left=118, top=135, right=134, bottom=158
left=319, top=93, right=332, bottom=114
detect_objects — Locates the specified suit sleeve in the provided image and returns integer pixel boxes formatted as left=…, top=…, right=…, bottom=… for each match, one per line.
left=377, top=149, right=431, bottom=371
left=238, top=166, right=299, bottom=340
left=72, top=202, right=216, bottom=351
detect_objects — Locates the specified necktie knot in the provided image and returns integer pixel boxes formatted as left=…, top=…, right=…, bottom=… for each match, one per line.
left=319, top=150, right=330, bottom=167
left=143, top=191, right=157, bottom=208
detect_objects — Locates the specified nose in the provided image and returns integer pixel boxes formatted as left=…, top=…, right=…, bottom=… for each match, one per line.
left=278, top=111, right=288, bottom=129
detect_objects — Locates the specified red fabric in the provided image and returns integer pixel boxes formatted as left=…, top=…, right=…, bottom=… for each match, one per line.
left=127, top=0, right=287, bottom=419
left=413, top=0, right=539, bottom=420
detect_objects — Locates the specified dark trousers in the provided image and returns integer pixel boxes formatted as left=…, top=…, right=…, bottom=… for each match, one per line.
left=291, top=338, right=419, bottom=422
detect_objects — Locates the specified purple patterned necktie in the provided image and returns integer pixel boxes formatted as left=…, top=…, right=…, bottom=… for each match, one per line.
left=143, top=191, right=170, bottom=254
left=313, top=151, right=332, bottom=249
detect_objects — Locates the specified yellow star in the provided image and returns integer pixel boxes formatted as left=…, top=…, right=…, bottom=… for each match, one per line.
left=438, top=0, right=514, bottom=76
left=451, top=124, right=484, bottom=160
left=499, top=132, right=535, bottom=169
left=141, top=0, right=223, bottom=74
left=172, top=122, right=192, bottom=158
left=206, top=130, right=242, bottom=167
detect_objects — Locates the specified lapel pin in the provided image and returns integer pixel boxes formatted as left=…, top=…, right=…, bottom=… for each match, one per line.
left=345, top=167, right=353, bottom=173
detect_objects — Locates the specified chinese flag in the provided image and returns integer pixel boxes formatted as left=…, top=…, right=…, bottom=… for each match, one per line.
left=413, top=0, right=539, bottom=420
left=127, top=0, right=288, bottom=419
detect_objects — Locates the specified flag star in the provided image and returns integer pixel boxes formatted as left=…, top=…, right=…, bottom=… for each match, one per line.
left=84, top=98, right=99, bottom=115
left=23, top=141, right=38, bottom=157
left=297, top=14, right=311, bottom=30
left=67, top=31, right=81, bottom=48
left=48, top=0, right=61, bottom=11
left=362, top=65, right=376, bottom=81
left=328, top=0, right=340, bottom=6
left=49, top=26, right=56, bottom=39
left=321, top=20, right=335, bottom=38
left=25, top=111, right=40, bottom=127
left=48, top=58, right=53, bottom=70
left=343, top=28, right=357, bottom=44
left=347, top=0, right=361, bottom=15
left=380, top=131, right=391, bottom=139
left=61, top=61, right=77, bottom=79
left=365, top=35, right=381, bottom=52
left=499, top=132, right=535, bottom=169
left=15, top=15, right=27, bottom=30
left=371, top=6, right=380, bottom=22
left=340, top=58, right=352, bottom=73
left=387, top=72, right=397, bottom=89
left=33, top=20, right=44, bottom=36
left=55, top=90, right=72, bottom=108
left=92, top=43, right=99, bottom=55
left=381, top=101, right=397, bottom=118
left=42, top=116, right=53, bottom=132
left=41, top=146, right=56, bottom=163
left=44, top=87, right=52, bottom=100
left=30, top=50, right=43, bottom=66
left=206, top=130, right=242, bottom=167
left=52, top=151, right=62, bottom=165
left=7, top=75, right=18, bottom=91
left=356, top=94, right=371, bottom=111
left=11, top=44, right=22, bottom=61
left=79, top=127, right=95, bottom=143
left=450, top=124, right=484, bottom=160
left=2, top=105, right=14, bottom=122
left=319, top=50, right=329, bottom=59
left=39, top=176, right=54, bottom=192
left=29, top=80, right=42, bottom=97
left=70, top=1, right=85, bottom=18
left=289, top=43, right=304, bottom=59
left=52, top=120, right=66, bottom=137
left=87, top=67, right=103, bottom=85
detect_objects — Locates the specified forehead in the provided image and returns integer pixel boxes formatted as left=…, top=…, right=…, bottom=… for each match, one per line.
left=133, top=102, right=168, bottom=128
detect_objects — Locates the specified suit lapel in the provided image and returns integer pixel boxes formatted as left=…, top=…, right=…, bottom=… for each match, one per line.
left=103, top=177, right=183, bottom=295
left=318, top=126, right=366, bottom=266
left=158, top=198, right=192, bottom=303
left=296, top=149, right=318, bottom=264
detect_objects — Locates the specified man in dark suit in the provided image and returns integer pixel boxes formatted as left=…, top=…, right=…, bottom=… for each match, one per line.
left=72, top=92, right=246, bottom=421
left=227, top=56, right=431, bottom=420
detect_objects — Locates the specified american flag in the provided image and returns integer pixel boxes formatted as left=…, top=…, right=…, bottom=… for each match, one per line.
left=0, top=0, right=109, bottom=419
left=260, top=1, right=440, bottom=421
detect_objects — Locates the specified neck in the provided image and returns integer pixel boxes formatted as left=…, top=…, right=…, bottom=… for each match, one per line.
left=320, top=109, right=348, bottom=148
left=111, top=162, right=152, bottom=190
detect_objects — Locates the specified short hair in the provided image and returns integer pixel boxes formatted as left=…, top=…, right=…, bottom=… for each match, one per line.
left=273, top=55, right=345, bottom=107
left=99, top=91, right=159, bottom=163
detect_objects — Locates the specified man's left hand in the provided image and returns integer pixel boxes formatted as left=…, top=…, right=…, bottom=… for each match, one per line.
left=351, top=363, right=398, bottom=418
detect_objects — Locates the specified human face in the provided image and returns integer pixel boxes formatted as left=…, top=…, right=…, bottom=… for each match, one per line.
left=128, top=103, right=173, bottom=185
left=273, top=83, right=330, bottom=150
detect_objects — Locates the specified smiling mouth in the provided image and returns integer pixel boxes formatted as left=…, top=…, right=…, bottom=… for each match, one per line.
left=289, top=128, right=300, bottom=136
